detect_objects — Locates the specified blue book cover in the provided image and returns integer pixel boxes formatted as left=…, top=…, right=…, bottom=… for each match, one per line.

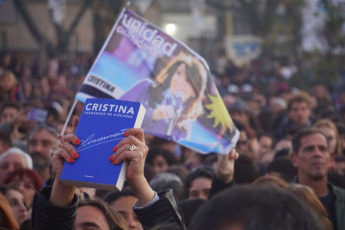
left=60, top=98, right=146, bottom=190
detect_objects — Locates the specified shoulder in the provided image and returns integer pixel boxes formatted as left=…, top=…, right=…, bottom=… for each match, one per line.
left=329, top=183, right=345, bottom=201
left=132, top=79, right=155, bottom=89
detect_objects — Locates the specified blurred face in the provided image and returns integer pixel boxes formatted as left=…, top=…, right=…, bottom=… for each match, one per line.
left=0, top=154, right=28, bottom=184
left=236, top=131, right=249, bottom=154
left=152, top=155, right=169, bottom=174
left=259, top=136, right=273, bottom=156
left=28, top=129, right=56, bottom=159
left=6, top=189, right=28, bottom=225
left=0, top=107, right=18, bottom=124
left=111, top=196, right=143, bottom=230
left=76, top=206, right=110, bottom=230
left=316, top=126, right=337, bottom=154
left=288, top=101, right=311, bottom=126
left=170, top=64, right=196, bottom=103
left=189, top=177, right=212, bottom=200
left=7, top=175, right=36, bottom=208
left=291, top=133, right=332, bottom=181
left=0, top=74, right=15, bottom=92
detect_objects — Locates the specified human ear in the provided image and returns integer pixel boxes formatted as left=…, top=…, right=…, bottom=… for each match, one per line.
left=290, top=153, right=299, bottom=167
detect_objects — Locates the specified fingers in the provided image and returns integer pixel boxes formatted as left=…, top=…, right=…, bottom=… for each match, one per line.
left=228, top=148, right=239, bottom=160
left=124, top=128, right=145, bottom=143
left=109, top=128, right=148, bottom=164
left=55, top=133, right=81, bottom=163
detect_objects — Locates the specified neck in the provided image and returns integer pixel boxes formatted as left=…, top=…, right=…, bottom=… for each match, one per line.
left=298, top=174, right=329, bottom=197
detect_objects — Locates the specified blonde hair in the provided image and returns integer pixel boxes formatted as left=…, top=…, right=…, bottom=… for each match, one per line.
left=0, top=70, right=17, bottom=93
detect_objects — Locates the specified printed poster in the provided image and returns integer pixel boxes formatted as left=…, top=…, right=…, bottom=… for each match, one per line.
left=76, top=8, right=239, bottom=154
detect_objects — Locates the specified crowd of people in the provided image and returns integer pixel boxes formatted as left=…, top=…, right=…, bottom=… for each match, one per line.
left=0, top=50, right=345, bottom=230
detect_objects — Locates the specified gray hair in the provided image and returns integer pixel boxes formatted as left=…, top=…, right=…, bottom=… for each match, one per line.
left=0, top=147, right=33, bottom=169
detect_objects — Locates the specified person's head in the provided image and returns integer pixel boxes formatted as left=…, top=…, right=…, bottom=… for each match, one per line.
left=149, top=172, right=184, bottom=201
left=252, top=175, right=288, bottom=188
left=287, top=92, right=312, bottom=126
left=258, top=132, right=274, bottom=157
left=0, top=70, right=17, bottom=93
left=266, top=156, right=297, bottom=183
left=234, top=154, right=260, bottom=184
left=0, top=101, right=20, bottom=124
left=189, top=185, right=326, bottom=230
left=0, top=147, right=32, bottom=184
left=146, top=147, right=179, bottom=174
left=103, top=189, right=143, bottom=230
left=28, top=124, right=58, bottom=160
left=77, top=198, right=128, bottom=230
left=4, top=168, right=43, bottom=208
left=285, top=184, right=333, bottom=230
left=154, top=52, right=207, bottom=121
left=0, top=192, right=19, bottom=230
left=228, top=100, right=250, bottom=125
left=0, top=186, right=28, bottom=226
left=291, top=128, right=332, bottom=182
left=234, top=122, right=250, bottom=154
left=185, top=165, right=215, bottom=200
left=313, top=118, right=342, bottom=155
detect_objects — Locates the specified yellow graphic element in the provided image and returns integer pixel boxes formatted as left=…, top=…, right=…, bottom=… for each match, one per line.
left=205, top=92, right=234, bottom=134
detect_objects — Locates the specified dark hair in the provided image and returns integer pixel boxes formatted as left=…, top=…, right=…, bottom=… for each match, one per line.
left=28, top=123, right=58, bottom=140
left=4, top=168, right=43, bottom=190
left=178, top=198, right=206, bottom=228
left=189, top=185, right=327, bottom=230
left=0, top=101, right=20, bottom=115
left=266, top=157, right=297, bottom=183
left=0, top=132, right=12, bottom=149
left=146, top=147, right=179, bottom=167
left=185, top=165, right=215, bottom=194
left=292, top=128, right=328, bottom=153
left=78, top=198, right=128, bottom=230
left=103, top=188, right=136, bottom=205
left=234, top=154, right=260, bottom=184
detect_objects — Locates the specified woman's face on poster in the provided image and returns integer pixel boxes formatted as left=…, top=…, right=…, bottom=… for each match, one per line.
left=170, top=64, right=196, bottom=103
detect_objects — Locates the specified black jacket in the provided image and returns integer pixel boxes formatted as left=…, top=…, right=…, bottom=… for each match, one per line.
left=31, top=186, right=186, bottom=230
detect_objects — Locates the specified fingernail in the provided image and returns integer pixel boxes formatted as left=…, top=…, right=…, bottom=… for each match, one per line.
left=113, top=146, right=117, bottom=152
left=123, top=131, right=128, bottom=136
left=75, top=138, right=80, bottom=145
left=112, top=159, right=117, bottom=164
left=69, top=157, right=74, bottom=163
left=109, top=155, right=114, bottom=161
left=73, top=152, right=78, bottom=159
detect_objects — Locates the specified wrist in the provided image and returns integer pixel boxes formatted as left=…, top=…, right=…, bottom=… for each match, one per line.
left=50, top=177, right=75, bottom=207
left=216, top=172, right=233, bottom=184
left=128, top=176, right=155, bottom=206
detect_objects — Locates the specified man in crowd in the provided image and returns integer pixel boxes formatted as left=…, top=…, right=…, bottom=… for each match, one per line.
left=291, top=128, right=345, bottom=230
left=27, top=124, right=59, bottom=183
left=275, top=92, right=313, bottom=140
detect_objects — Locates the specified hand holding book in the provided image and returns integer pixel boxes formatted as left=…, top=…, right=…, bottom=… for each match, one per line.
left=109, top=128, right=155, bottom=206
left=50, top=116, right=80, bottom=207
left=50, top=117, right=154, bottom=207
